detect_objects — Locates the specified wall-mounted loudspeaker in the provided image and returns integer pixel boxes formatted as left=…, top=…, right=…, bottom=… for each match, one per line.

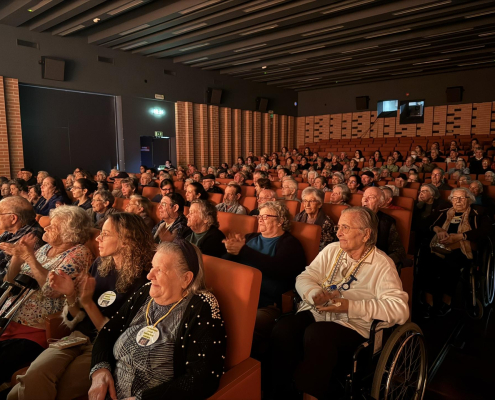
left=256, top=97, right=269, bottom=112
left=206, top=88, right=223, bottom=105
left=356, top=96, right=370, bottom=110
left=40, top=57, right=65, bottom=81
left=446, top=86, right=463, bottom=103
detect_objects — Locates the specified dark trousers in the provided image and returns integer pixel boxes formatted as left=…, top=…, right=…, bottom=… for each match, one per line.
left=267, top=310, right=363, bottom=400
left=419, top=248, right=468, bottom=298
left=0, top=339, right=44, bottom=383
left=252, top=306, right=281, bottom=361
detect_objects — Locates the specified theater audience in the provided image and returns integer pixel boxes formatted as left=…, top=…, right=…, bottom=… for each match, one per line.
left=0, top=206, right=93, bottom=384
left=250, top=189, right=276, bottom=216
left=153, top=193, right=191, bottom=243
left=468, top=147, right=484, bottom=175
left=37, top=171, right=49, bottom=185
left=27, top=184, right=42, bottom=209
left=313, top=176, right=331, bottom=192
left=7, top=213, right=153, bottom=400
left=234, top=172, right=247, bottom=186
left=35, top=177, right=71, bottom=216
left=469, top=180, right=495, bottom=216
left=430, top=149, right=445, bottom=163
left=120, top=178, right=137, bottom=199
left=65, top=174, right=75, bottom=191
left=448, top=158, right=470, bottom=175
left=111, top=172, right=129, bottom=199
left=295, top=188, right=336, bottom=251
left=253, top=170, right=268, bottom=185
left=125, top=195, right=154, bottom=230
left=399, top=157, right=418, bottom=173
left=9, top=179, right=29, bottom=199
left=96, top=170, right=107, bottom=182
left=347, top=175, right=363, bottom=194
left=445, top=150, right=461, bottom=164
left=394, top=173, right=408, bottom=189
left=413, top=184, right=449, bottom=244
left=380, top=186, right=404, bottom=210
left=361, top=187, right=406, bottom=267
left=330, top=155, right=343, bottom=172
left=431, top=168, right=453, bottom=190
left=418, top=188, right=491, bottom=317
left=140, top=172, right=157, bottom=188
left=86, top=189, right=116, bottom=229
left=152, top=179, right=175, bottom=203
left=255, top=178, right=272, bottom=196
left=1, top=182, right=10, bottom=200
left=328, top=184, right=350, bottom=205
left=417, top=156, right=436, bottom=173
left=281, top=179, right=300, bottom=202
left=331, top=172, right=344, bottom=185
left=382, top=156, right=399, bottom=173
left=361, top=171, right=375, bottom=190
left=202, top=174, right=223, bottom=194
left=307, top=171, right=318, bottom=186
left=268, top=207, right=408, bottom=399
left=87, top=240, right=226, bottom=399
left=185, top=182, right=208, bottom=207
left=71, top=178, right=96, bottom=210
left=186, top=199, right=225, bottom=257
left=392, top=151, right=403, bottom=163
left=216, top=183, right=246, bottom=215
left=19, top=169, right=36, bottom=186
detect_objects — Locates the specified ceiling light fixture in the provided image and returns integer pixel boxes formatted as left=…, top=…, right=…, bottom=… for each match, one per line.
left=413, top=58, right=449, bottom=65
left=365, top=28, right=411, bottom=39
left=119, top=24, right=150, bottom=36
left=389, top=43, right=430, bottom=52
left=59, top=24, right=86, bottom=36
left=232, top=59, right=261, bottom=65
left=364, top=58, right=401, bottom=65
left=441, top=45, right=485, bottom=53
left=352, top=69, right=379, bottom=74
left=321, top=0, right=375, bottom=15
left=465, top=10, right=495, bottom=19
left=424, top=28, right=473, bottom=38
left=240, top=25, right=278, bottom=36
left=298, top=77, right=321, bottom=82
left=234, top=43, right=267, bottom=52
left=179, top=0, right=223, bottom=15
left=319, top=57, right=352, bottom=64
left=120, top=41, right=148, bottom=50
left=479, top=31, right=495, bottom=37
left=458, top=60, right=494, bottom=66
left=265, top=67, right=291, bottom=73
left=278, top=59, right=307, bottom=65
left=390, top=69, right=423, bottom=75
left=93, top=18, right=100, bottom=23
left=172, top=23, right=208, bottom=35
left=301, top=26, right=344, bottom=37
left=179, top=43, right=210, bottom=51
left=27, top=0, right=53, bottom=13
left=243, top=0, right=286, bottom=13
left=183, top=57, right=209, bottom=64
left=341, top=46, right=378, bottom=54
left=393, top=1, right=451, bottom=16
left=107, top=0, right=143, bottom=16
left=290, top=45, right=325, bottom=54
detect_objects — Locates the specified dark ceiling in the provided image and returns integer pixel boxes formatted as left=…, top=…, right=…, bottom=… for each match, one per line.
left=1, top=0, right=495, bottom=91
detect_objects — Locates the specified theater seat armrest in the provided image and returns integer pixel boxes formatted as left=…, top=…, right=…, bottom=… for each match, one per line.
left=208, top=358, right=261, bottom=400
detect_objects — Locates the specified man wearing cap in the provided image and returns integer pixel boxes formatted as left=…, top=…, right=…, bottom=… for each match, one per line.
left=111, top=171, right=129, bottom=199
left=360, top=171, right=375, bottom=190
left=202, top=174, right=223, bottom=194
left=20, top=169, right=37, bottom=186
left=394, top=173, right=408, bottom=188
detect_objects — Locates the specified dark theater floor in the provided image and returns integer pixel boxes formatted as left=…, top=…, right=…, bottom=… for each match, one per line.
left=419, top=306, right=495, bottom=400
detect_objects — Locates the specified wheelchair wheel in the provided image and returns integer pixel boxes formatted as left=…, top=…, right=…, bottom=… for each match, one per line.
left=371, top=322, right=427, bottom=400
left=479, top=238, right=495, bottom=307
left=466, top=298, right=484, bottom=320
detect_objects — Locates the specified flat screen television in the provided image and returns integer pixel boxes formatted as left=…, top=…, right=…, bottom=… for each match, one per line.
left=377, top=99, right=398, bottom=118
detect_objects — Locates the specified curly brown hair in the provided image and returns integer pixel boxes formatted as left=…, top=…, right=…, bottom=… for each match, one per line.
left=98, top=212, right=154, bottom=293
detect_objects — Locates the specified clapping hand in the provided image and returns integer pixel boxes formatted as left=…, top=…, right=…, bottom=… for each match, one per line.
left=0, top=233, right=37, bottom=262
left=157, top=226, right=177, bottom=243
left=48, top=270, right=75, bottom=296
left=78, top=274, right=96, bottom=306
left=222, top=233, right=245, bottom=255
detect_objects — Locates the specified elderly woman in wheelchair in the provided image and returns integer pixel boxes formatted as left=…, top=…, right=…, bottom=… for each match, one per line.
left=418, top=187, right=492, bottom=318
left=267, top=207, right=410, bottom=400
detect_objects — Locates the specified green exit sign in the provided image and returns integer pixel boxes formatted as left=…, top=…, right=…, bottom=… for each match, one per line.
left=155, top=131, right=163, bottom=138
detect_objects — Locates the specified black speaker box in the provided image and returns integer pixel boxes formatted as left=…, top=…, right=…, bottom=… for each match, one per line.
left=206, top=88, right=222, bottom=105
left=446, top=86, right=463, bottom=103
left=41, top=57, right=65, bottom=81
left=356, top=96, right=370, bottom=110
left=256, top=97, right=269, bottom=112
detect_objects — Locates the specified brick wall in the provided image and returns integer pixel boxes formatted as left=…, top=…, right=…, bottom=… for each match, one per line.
left=0, top=76, right=24, bottom=178
left=295, top=101, right=495, bottom=146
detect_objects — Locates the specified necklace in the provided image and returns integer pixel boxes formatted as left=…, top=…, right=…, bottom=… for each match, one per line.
left=323, top=247, right=374, bottom=291
left=136, top=296, right=186, bottom=347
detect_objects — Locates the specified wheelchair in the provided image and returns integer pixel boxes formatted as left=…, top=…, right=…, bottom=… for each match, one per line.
left=414, top=235, right=495, bottom=320
left=280, top=293, right=428, bottom=400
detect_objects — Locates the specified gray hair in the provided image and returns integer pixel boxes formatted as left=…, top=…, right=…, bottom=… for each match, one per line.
left=458, top=174, right=472, bottom=184
left=380, top=186, right=394, bottom=201
left=259, top=201, right=291, bottom=231
left=94, top=189, right=114, bottom=206
left=332, top=172, right=344, bottom=183
left=49, top=205, right=92, bottom=244
left=38, top=171, right=49, bottom=179
left=301, top=187, right=324, bottom=204
left=130, top=194, right=151, bottom=215
left=333, top=184, right=350, bottom=202
left=308, top=170, right=319, bottom=179
left=470, top=180, right=484, bottom=194
left=385, top=184, right=399, bottom=197
left=485, top=171, right=495, bottom=178
left=284, top=179, right=298, bottom=192
left=97, top=170, right=107, bottom=178
left=0, top=196, right=35, bottom=225
left=156, top=242, right=206, bottom=296
left=190, top=199, right=219, bottom=228
left=450, top=187, right=476, bottom=204
left=341, top=207, right=378, bottom=247
left=421, top=184, right=440, bottom=200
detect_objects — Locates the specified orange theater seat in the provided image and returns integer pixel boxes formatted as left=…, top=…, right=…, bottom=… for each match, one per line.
left=380, top=208, right=412, bottom=254
left=113, top=197, right=129, bottom=211
left=239, top=197, right=257, bottom=214
left=240, top=186, right=256, bottom=197
left=203, top=255, right=262, bottom=400
left=392, top=196, right=414, bottom=211
left=150, top=202, right=161, bottom=225
left=283, top=200, right=301, bottom=220
left=142, top=186, right=160, bottom=201
left=322, top=203, right=349, bottom=224
left=348, top=193, right=363, bottom=207
left=439, top=190, right=451, bottom=201
left=399, top=187, right=418, bottom=200
left=85, top=228, right=101, bottom=258
left=217, top=211, right=258, bottom=237
left=38, top=216, right=50, bottom=229
left=290, top=221, right=321, bottom=265
left=173, top=181, right=184, bottom=191
left=208, top=193, right=223, bottom=205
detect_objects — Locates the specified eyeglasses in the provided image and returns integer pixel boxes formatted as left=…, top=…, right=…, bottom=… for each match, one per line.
left=333, top=225, right=363, bottom=234
left=256, top=214, right=278, bottom=221
left=97, top=232, right=116, bottom=240
left=302, top=200, right=319, bottom=204
left=91, top=199, right=104, bottom=203
left=72, top=186, right=82, bottom=190
left=159, top=202, right=172, bottom=208
left=451, top=196, right=468, bottom=201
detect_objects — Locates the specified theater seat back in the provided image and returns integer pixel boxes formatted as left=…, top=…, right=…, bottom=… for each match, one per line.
left=150, top=203, right=161, bottom=225
left=202, top=255, right=262, bottom=369
left=392, top=196, right=414, bottom=211
left=322, top=203, right=349, bottom=224
left=283, top=200, right=301, bottom=220
left=142, top=187, right=160, bottom=201
left=208, top=193, right=223, bottom=205
left=399, top=187, right=418, bottom=200
left=240, top=186, right=256, bottom=197
left=217, top=212, right=258, bottom=237
left=380, top=209, right=412, bottom=254
left=113, top=198, right=129, bottom=211
left=239, top=197, right=257, bottom=214
left=290, top=221, right=321, bottom=265
left=85, top=228, right=101, bottom=259
left=39, top=216, right=50, bottom=229
left=348, top=193, right=363, bottom=207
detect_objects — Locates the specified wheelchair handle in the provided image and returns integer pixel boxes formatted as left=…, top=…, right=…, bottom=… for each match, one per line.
left=14, top=274, right=39, bottom=290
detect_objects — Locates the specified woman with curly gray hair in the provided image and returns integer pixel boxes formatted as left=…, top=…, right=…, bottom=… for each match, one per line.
left=223, top=201, right=306, bottom=357
left=0, top=206, right=94, bottom=383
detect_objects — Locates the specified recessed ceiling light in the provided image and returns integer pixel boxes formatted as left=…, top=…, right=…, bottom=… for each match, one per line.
left=172, top=23, right=208, bottom=35
left=262, top=66, right=267, bottom=69
left=458, top=60, right=494, bottom=66
left=390, top=69, right=423, bottom=75
left=120, top=41, right=148, bottom=50
left=232, top=59, right=261, bottom=65
left=183, top=57, right=209, bottom=64
left=441, top=45, right=485, bottom=53
left=179, top=43, right=210, bottom=52
left=319, top=57, right=352, bottom=64
left=479, top=31, right=495, bottom=37
left=298, top=77, right=321, bottom=82
left=301, top=26, right=344, bottom=37
left=290, top=46, right=325, bottom=54
left=365, top=28, right=411, bottom=39
left=179, top=0, right=223, bottom=15
left=278, top=59, right=307, bottom=65
left=119, top=24, right=150, bottom=36
left=424, top=28, right=473, bottom=38
left=390, top=44, right=430, bottom=52
left=107, top=0, right=143, bottom=16
left=465, top=10, right=495, bottom=19
left=240, top=25, right=278, bottom=36
left=93, top=18, right=100, bottom=23
left=243, top=0, right=286, bottom=13
left=393, top=1, right=451, bottom=16
left=321, top=0, right=375, bottom=15
left=364, top=58, right=401, bottom=65
left=413, top=59, right=449, bottom=65
left=352, top=69, right=379, bottom=74
left=234, top=44, right=267, bottom=52
left=341, top=46, right=378, bottom=54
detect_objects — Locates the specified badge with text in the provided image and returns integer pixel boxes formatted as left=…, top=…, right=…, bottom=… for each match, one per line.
left=97, top=291, right=116, bottom=307
left=136, top=325, right=160, bottom=346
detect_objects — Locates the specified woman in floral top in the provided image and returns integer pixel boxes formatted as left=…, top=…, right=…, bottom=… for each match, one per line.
left=0, top=206, right=94, bottom=385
